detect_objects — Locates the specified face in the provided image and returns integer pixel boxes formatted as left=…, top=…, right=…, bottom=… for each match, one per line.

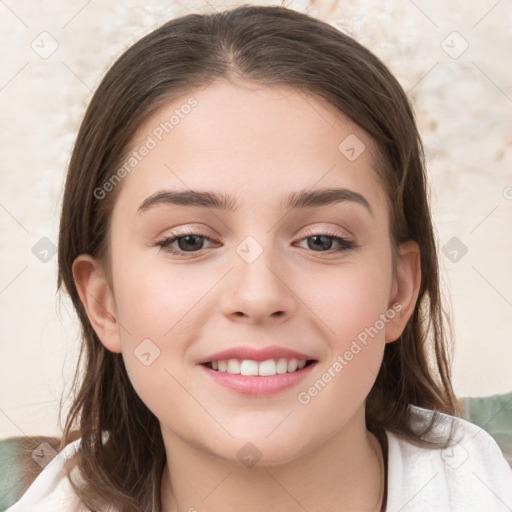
left=76, top=79, right=419, bottom=466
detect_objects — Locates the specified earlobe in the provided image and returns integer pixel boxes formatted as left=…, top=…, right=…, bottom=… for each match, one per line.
left=72, top=254, right=122, bottom=353
left=385, top=241, right=421, bottom=343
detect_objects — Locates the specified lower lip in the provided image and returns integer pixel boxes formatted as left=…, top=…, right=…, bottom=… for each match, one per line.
left=198, top=362, right=317, bottom=396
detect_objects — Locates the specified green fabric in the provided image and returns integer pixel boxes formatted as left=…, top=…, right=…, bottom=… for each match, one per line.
left=0, top=437, right=25, bottom=511
left=460, top=392, right=512, bottom=467
left=1, top=393, right=511, bottom=511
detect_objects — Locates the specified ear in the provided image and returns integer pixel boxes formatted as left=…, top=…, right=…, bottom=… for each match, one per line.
left=384, top=241, right=421, bottom=343
left=72, top=254, right=122, bottom=353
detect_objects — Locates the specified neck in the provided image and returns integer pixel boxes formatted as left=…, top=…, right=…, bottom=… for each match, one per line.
left=160, top=411, right=385, bottom=512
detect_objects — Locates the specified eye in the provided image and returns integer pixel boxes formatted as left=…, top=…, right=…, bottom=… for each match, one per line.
left=296, top=230, right=355, bottom=253
left=156, top=231, right=217, bottom=255
left=154, top=228, right=355, bottom=257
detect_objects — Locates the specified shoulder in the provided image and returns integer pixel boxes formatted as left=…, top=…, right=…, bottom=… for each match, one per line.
left=385, top=406, right=512, bottom=512
left=5, top=437, right=85, bottom=512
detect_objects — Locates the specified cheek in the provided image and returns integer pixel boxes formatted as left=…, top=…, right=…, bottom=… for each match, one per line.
left=110, top=253, right=223, bottom=419
left=305, top=255, right=393, bottom=347
left=111, top=263, right=201, bottom=428
left=111, top=253, right=217, bottom=345
left=294, top=253, right=392, bottom=407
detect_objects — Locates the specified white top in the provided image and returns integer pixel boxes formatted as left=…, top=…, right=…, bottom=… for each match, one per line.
left=6, top=408, right=512, bottom=512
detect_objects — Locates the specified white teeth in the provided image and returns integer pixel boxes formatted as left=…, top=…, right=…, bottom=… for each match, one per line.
left=240, top=360, right=259, bottom=376
left=276, top=358, right=288, bottom=374
left=286, top=359, right=298, bottom=373
left=259, top=359, right=277, bottom=376
left=227, top=359, right=241, bottom=374
left=209, top=358, right=311, bottom=375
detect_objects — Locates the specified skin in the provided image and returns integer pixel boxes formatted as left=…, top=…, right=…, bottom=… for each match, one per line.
left=73, top=79, right=421, bottom=511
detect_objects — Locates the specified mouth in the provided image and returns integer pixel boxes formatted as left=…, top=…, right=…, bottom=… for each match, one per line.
left=202, top=358, right=317, bottom=376
left=196, top=345, right=318, bottom=396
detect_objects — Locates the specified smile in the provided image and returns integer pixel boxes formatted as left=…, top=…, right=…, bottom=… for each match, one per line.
left=204, top=358, right=313, bottom=376
left=199, top=358, right=318, bottom=396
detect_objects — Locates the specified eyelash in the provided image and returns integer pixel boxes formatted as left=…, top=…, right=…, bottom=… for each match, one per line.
left=155, top=228, right=355, bottom=256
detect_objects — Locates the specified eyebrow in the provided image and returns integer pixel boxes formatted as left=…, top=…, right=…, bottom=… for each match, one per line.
left=137, top=188, right=373, bottom=216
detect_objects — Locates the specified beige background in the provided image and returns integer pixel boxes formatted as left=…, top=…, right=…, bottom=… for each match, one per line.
left=1, top=0, right=511, bottom=438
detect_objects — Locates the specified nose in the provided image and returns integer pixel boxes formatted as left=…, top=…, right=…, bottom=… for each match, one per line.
left=220, top=245, right=298, bottom=325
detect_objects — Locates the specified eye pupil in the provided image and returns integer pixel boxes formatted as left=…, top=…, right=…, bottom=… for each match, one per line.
left=308, top=235, right=333, bottom=251
left=178, top=235, right=204, bottom=252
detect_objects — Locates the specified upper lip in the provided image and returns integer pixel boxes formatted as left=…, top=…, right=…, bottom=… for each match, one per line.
left=197, top=345, right=316, bottom=364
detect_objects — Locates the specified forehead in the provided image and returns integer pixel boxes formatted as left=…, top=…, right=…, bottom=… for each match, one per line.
left=112, top=79, right=387, bottom=218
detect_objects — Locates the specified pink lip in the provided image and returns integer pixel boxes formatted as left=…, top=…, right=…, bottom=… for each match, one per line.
left=198, top=361, right=317, bottom=396
left=196, top=345, right=315, bottom=364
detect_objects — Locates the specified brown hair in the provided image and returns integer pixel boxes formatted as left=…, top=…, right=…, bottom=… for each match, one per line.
left=57, top=5, right=460, bottom=511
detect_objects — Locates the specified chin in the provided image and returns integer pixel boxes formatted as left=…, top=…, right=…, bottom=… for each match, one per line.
left=206, top=431, right=316, bottom=469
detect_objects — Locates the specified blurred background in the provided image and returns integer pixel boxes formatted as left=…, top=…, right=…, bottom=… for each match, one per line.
left=1, top=0, right=511, bottom=438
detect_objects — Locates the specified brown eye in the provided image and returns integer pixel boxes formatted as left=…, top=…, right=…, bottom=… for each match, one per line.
left=307, top=235, right=335, bottom=251
left=171, top=234, right=205, bottom=252
left=297, top=233, right=355, bottom=253
left=156, top=232, right=217, bottom=255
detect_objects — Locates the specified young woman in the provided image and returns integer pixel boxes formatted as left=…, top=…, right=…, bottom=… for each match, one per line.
left=7, top=5, right=512, bottom=512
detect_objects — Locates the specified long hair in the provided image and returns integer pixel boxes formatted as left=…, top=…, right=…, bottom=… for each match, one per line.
left=57, top=5, right=460, bottom=511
